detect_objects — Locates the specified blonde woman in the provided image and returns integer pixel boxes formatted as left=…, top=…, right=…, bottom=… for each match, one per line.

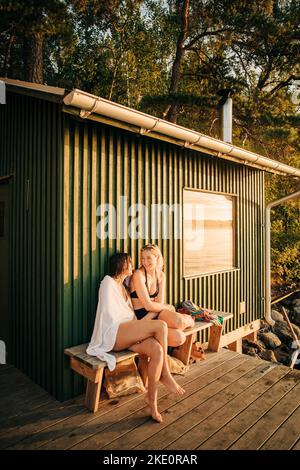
left=130, top=244, right=195, bottom=347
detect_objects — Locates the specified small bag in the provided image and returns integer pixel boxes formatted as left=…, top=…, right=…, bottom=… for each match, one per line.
left=104, top=358, right=146, bottom=399
left=190, top=342, right=206, bottom=362
left=167, top=354, right=188, bottom=375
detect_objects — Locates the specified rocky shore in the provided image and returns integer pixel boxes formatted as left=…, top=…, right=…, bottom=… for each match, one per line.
left=242, top=291, right=300, bottom=369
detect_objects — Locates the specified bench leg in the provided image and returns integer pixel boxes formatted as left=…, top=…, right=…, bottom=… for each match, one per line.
left=174, top=334, right=194, bottom=366
left=227, top=339, right=243, bottom=353
left=208, top=325, right=223, bottom=352
left=85, top=369, right=103, bottom=412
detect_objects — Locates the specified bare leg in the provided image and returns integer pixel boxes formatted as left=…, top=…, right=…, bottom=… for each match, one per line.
left=155, top=322, right=185, bottom=396
left=141, top=312, right=186, bottom=347
left=158, top=309, right=194, bottom=330
left=138, top=355, right=149, bottom=388
left=167, top=328, right=186, bottom=347
left=129, top=338, right=163, bottom=423
left=114, top=320, right=185, bottom=396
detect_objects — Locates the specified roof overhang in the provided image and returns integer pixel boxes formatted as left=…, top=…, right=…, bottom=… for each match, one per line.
left=63, top=89, right=300, bottom=177
left=1, top=78, right=299, bottom=177
left=0, top=77, right=66, bottom=103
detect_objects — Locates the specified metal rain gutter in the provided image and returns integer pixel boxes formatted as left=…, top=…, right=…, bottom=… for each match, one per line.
left=63, top=89, right=300, bottom=177
left=265, top=190, right=300, bottom=326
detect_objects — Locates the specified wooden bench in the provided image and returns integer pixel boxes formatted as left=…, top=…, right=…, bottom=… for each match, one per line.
left=173, top=311, right=233, bottom=365
left=64, top=311, right=233, bottom=412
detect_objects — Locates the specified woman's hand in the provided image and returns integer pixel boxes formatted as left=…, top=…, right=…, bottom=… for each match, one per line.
left=142, top=311, right=159, bottom=320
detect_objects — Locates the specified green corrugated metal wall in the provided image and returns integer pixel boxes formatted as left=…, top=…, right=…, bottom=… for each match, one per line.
left=0, top=91, right=265, bottom=401
left=0, top=92, right=62, bottom=398
left=61, top=114, right=265, bottom=400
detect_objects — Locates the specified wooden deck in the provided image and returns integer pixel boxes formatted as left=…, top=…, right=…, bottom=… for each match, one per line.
left=1, top=349, right=300, bottom=450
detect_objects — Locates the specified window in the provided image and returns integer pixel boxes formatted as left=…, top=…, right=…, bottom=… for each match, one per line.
left=183, top=189, right=236, bottom=277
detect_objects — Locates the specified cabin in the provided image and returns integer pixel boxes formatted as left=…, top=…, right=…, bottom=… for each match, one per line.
left=0, top=77, right=299, bottom=401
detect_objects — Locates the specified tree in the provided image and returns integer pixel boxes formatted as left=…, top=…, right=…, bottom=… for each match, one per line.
left=0, top=0, right=72, bottom=83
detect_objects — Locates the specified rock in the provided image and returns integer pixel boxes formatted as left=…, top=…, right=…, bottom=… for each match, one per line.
left=291, top=298, right=300, bottom=309
left=259, top=350, right=278, bottom=363
left=289, top=310, right=300, bottom=327
left=260, top=320, right=271, bottom=332
left=243, top=338, right=266, bottom=353
left=271, top=309, right=284, bottom=322
left=273, top=347, right=291, bottom=366
left=258, top=331, right=281, bottom=350
left=242, top=343, right=259, bottom=358
left=272, top=320, right=300, bottom=348
left=288, top=300, right=300, bottom=326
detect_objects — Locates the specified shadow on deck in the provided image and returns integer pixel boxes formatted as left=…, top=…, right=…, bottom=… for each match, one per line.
left=0, top=349, right=300, bottom=450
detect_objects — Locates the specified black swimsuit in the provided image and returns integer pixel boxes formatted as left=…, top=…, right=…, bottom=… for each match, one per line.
left=130, top=268, right=159, bottom=320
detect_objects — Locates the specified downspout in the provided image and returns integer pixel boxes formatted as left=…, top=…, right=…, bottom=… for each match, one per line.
left=265, top=190, right=300, bottom=326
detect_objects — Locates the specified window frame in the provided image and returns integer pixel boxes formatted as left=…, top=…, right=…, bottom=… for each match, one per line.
left=182, top=187, right=239, bottom=279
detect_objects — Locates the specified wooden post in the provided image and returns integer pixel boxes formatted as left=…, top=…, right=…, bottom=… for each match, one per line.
left=227, top=339, right=243, bottom=353
left=208, top=325, right=223, bottom=352
left=174, top=334, right=194, bottom=365
left=85, top=371, right=103, bottom=412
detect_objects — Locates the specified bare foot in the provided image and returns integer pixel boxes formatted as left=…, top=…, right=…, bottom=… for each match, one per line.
left=160, top=374, right=185, bottom=395
left=144, top=394, right=163, bottom=423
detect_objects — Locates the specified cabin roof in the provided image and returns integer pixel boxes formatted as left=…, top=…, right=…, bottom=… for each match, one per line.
left=1, top=77, right=299, bottom=178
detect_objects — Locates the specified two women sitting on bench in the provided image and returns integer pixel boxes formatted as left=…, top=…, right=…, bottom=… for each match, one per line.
left=87, top=246, right=194, bottom=423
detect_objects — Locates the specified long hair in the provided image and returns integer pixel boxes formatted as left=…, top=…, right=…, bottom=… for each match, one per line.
left=140, top=244, right=164, bottom=277
left=108, top=253, right=132, bottom=278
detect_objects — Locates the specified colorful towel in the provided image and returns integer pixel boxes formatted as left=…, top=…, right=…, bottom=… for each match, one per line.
left=178, top=300, right=224, bottom=326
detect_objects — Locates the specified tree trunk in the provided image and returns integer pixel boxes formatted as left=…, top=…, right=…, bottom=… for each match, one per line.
left=3, top=34, right=15, bottom=77
left=163, top=0, right=190, bottom=123
left=23, top=32, right=44, bottom=83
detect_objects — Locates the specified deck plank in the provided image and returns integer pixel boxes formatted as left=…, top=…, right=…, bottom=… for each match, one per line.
left=34, top=349, right=235, bottom=450
left=71, top=355, right=250, bottom=450
left=292, top=437, right=300, bottom=450
left=2, top=351, right=300, bottom=451
left=7, top=350, right=232, bottom=450
left=0, top=368, right=33, bottom=392
left=135, top=361, right=278, bottom=450
left=0, top=364, right=14, bottom=374
left=0, top=393, right=55, bottom=429
left=101, top=356, right=258, bottom=451
left=198, top=370, right=300, bottom=450
left=166, top=365, right=290, bottom=450
left=0, top=383, right=50, bottom=421
left=228, top=380, right=300, bottom=450
left=261, top=404, right=300, bottom=450
left=0, top=395, right=87, bottom=450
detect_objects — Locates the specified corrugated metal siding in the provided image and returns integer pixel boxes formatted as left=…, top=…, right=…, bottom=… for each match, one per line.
left=0, top=92, right=265, bottom=401
left=0, top=92, right=62, bottom=398
left=62, top=114, right=265, bottom=400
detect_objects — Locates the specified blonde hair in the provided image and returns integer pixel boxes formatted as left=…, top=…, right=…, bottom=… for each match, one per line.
left=140, top=244, right=164, bottom=274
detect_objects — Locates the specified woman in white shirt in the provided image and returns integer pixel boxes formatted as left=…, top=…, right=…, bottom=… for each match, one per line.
left=87, top=253, right=185, bottom=423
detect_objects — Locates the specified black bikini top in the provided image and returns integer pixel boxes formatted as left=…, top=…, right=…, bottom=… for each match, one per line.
left=130, top=268, right=159, bottom=299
